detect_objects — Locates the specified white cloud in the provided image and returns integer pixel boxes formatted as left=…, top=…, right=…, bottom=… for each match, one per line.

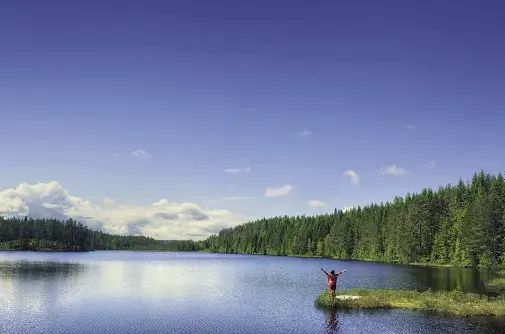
left=224, top=166, right=251, bottom=173
left=221, top=196, right=256, bottom=201
left=299, top=129, right=312, bottom=136
left=132, top=149, right=151, bottom=158
left=342, top=170, right=359, bottom=185
left=103, top=197, right=116, bottom=204
left=342, top=206, right=354, bottom=212
left=113, top=153, right=120, bottom=157
left=406, top=124, right=415, bottom=129
left=380, top=165, right=406, bottom=176
left=265, top=185, right=293, bottom=197
left=428, top=161, right=436, bottom=168
left=0, top=181, right=246, bottom=241
left=308, top=200, right=325, bottom=207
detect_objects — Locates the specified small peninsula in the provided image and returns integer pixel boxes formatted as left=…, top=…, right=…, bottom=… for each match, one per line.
left=315, top=288, right=505, bottom=317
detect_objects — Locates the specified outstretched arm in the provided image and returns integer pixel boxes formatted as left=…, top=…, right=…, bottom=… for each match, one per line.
left=321, top=268, right=328, bottom=275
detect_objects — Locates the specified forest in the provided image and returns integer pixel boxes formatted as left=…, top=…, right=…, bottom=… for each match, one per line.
left=0, top=217, right=202, bottom=252
left=204, top=170, right=505, bottom=268
left=1, top=170, right=505, bottom=268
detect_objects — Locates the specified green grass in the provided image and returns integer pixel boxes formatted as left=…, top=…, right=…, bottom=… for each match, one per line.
left=315, top=288, right=505, bottom=316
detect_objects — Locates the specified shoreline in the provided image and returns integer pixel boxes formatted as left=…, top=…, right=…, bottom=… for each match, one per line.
left=0, top=249, right=88, bottom=253
left=0, top=248, right=500, bottom=271
left=197, top=250, right=478, bottom=269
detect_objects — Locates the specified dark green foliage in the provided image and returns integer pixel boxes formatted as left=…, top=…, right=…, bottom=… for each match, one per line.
left=2, top=169, right=505, bottom=263
left=0, top=217, right=203, bottom=252
left=0, top=239, right=68, bottom=251
left=204, top=170, right=505, bottom=268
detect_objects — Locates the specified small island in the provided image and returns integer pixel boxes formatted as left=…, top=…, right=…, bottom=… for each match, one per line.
left=315, top=288, right=505, bottom=317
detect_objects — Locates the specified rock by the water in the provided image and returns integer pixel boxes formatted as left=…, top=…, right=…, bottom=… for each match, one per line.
left=334, top=295, right=361, bottom=300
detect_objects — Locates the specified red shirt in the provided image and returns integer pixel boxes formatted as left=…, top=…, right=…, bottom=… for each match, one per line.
left=326, top=273, right=339, bottom=286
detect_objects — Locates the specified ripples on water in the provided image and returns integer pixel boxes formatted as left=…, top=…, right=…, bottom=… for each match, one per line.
left=0, top=251, right=504, bottom=333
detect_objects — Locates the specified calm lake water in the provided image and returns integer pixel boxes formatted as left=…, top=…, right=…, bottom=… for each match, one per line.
left=0, top=251, right=504, bottom=334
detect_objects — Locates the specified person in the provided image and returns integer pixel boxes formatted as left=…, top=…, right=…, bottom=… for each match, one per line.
left=321, top=268, right=345, bottom=296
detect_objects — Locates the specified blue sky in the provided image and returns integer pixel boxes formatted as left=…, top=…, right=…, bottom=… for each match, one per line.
left=1, top=1, right=504, bottom=239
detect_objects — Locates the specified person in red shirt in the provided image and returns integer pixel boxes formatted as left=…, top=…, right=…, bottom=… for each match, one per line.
left=321, top=268, right=345, bottom=296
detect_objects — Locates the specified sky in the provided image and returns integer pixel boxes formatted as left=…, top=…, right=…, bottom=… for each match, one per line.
left=1, top=0, right=504, bottom=240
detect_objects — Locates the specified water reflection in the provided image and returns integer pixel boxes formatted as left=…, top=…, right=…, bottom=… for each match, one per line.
left=0, top=261, right=86, bottom=278
left=324, top=311, right=341, bottom=333
left=339, top=259, right=499, bottom=294
left=87, top=261, right=234, bottom=302
left=404, top=266, right=498, bottom=293
left=1, top=252, right=505, bottom=334
left=0, top=260, right=87, bottom=317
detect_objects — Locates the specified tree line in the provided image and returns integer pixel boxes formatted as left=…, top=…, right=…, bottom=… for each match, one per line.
left=204, top=170, right=505, bottom=268
left=0, top=217, right=202, bottom=252
left=2, top=169, right=505, bottom=268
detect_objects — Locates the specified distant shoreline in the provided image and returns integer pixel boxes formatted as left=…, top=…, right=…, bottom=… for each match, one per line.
left=195, top=250, right=477, bottom=269
left=0, top=248, right=90, bottom=253
left=0, top=247, right=494, bottom=270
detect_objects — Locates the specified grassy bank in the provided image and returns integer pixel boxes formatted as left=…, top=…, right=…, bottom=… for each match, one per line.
left=488, top=278, right=505, bottom=293
left=487, top=270, right=505, bottom=293
left=315, top=288, right=505, bottom=316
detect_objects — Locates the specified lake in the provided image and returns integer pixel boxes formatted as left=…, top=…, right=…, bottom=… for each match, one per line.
left=0, top=251, right=504, bottom=334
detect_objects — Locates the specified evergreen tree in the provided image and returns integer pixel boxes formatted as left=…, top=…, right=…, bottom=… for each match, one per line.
left=202, top=170, right=505, bottom=268
left=3, top=169, right=505, bottom=269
